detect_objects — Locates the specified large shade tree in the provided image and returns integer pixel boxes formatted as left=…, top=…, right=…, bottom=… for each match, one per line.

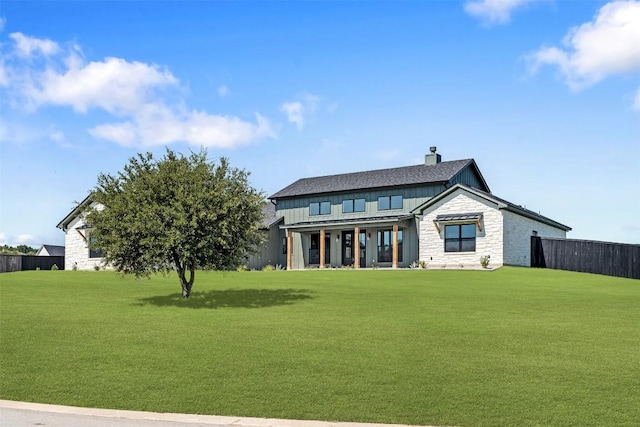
left=86, top=148, right=265, bottom=298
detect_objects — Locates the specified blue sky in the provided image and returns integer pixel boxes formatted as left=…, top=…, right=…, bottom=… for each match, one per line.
left=1, top=0, right=639, bottom=248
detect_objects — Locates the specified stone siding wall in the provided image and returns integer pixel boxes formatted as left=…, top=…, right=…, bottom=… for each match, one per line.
left=63, top=202, right=106, bottom=271
left=502, top=210, right=567, bottom=266
left=419, top=192, right=504, bottom=268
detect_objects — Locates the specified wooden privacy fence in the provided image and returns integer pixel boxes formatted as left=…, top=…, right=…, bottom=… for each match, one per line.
left=531, top=237, right=639, bottom=279
left=0, top=255, right=65, bottom=273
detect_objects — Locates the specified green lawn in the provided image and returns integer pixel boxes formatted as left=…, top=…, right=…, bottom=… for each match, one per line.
left=1, top=268, right=638, bottom=426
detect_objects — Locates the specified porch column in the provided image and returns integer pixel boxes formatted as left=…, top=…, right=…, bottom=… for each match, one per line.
left=287, top=230, right=293, bottom=270
left=354, top=227, right=360, bottom=269
left=319, top=229, right=326, bottom=269
left=392, top=224, right=398, bottom=269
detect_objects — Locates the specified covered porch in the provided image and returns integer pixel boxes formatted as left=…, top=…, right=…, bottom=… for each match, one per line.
left=282, top=216, right=415, bottom=270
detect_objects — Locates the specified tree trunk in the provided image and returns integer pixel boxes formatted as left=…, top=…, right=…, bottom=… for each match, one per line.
left=173, top=251, right=195, bottom=299
left=180, top=267, right=195, bottom=299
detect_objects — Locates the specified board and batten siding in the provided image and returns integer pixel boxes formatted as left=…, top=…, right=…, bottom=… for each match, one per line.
left=275, top=184, right=447, bottom=226
left=449, top=167, right=485, bottom=190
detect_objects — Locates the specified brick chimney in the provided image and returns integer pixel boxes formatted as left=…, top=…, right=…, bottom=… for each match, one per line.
left=425, top=146, right=441, bottom=166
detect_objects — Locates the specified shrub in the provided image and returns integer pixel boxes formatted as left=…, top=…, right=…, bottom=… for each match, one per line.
left=51, top=264, right=59, bottom=271
left=72, top=262, right=78, bottom=271
left=480, top=255, right=491, bottom=268
left=94, top=265, right=101, bottom=271
left=236, top=264, right=247, bottom=272
left=262, top=264, right=275, bottom=272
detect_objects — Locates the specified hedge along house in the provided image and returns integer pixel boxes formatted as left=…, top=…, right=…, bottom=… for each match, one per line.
left=268, top=148, right=492, bottom=269
left=414, top=184, right=571, bottom=268
left=56, top=194, right=105, bottom=270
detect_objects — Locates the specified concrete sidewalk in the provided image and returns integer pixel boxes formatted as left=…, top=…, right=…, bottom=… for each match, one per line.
left=0, top=400, right=438, bottom=427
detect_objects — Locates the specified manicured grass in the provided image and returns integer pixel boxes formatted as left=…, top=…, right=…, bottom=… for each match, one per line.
left=1, top=268, right=638, bottom=426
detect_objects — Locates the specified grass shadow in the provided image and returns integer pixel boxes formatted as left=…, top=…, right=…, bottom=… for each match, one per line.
left=136, top=288, right=314, bottom=309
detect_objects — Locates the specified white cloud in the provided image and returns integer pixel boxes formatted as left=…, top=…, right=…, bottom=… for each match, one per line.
left=528, top=1, right=640, bottom=90
left=89, top=108, right=274, bottom=148
left=31, top=57, right=178, bottom=115
left=280, top=101, right=305, bottom=129
left=1, top=32, right=275, bottom=148
left=280, top=92, right=321, bottom=130
left=464, top=0, right=538, bottom=25
left=0, top=232, right=39, bottom=247
left=9, top=32, right=60, bottom=57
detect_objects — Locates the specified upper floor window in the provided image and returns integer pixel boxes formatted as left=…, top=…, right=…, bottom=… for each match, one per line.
left=378, top=195, right=403, bottom=211
left=342, top=198, right=365, bottom=213
left=310, top=201, right=330, bottom=216
left=445, top=224, right=476, bottom=252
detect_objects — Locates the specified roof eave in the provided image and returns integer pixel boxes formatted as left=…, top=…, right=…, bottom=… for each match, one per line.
left=56, top=194, right=94, bottom=230
left=269, top=180, right=451, bottom=201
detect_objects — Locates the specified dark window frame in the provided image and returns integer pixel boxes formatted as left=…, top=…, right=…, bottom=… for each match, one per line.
left=310, top=201, right=331, bottom=216
left=444, top=224, right=476, bottom=253
left=88, top=236, right=103, bottom=259
left=377, top=195, right=403, bottom=211
left=377, top=229, right=403, bottom=263
left=342, top=198, right=365, bottom=213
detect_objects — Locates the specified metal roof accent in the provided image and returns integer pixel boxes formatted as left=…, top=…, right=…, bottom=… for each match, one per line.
left=434, top=212, right=483, bottom=222
left=269, top=159, right=486, bottom=199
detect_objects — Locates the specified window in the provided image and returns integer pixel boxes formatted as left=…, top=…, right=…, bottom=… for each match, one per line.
left=444, top=224, right=476, bottom=252
left=377, top=229, right=403, bottom=262
left=310, top=201, right=330, bottom=216
left=342, top=198, right=365, bottom=213
left=282, top=237, right=287, bottom=254
left=89, top=236, right=103, bottom=258
left=378, top=195, right=403, bottom=210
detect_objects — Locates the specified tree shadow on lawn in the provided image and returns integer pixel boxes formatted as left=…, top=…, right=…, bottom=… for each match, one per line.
left=136, top=288, right=314, bottom=309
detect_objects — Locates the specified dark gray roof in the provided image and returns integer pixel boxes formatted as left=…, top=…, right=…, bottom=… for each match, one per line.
left=260, top=203, right=282, bottom=229
left=414, top=184, right=572, bottom=232
left=38, top=244, right=65, bottom=256
left=269, top=159, right=478, bottom=199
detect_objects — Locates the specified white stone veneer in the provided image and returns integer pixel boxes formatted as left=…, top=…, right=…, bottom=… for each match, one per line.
left=63, top=202, right=106, bottom=271
left=502, top=210, right=566, bottom=266
left=419, top=190, right=567, bottom=268
left=419, top=192, right=504, bottom=268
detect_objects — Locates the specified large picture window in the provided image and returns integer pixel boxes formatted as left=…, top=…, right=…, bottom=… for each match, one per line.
left=445, top=224, right=476, bottom=252
left=342, top=198, right=365, bottom=213
left=378, top=195, right=403, bottom=210
left=310, top=201, right=330, bottom=216
left=377, top=229, right=403, bottom=262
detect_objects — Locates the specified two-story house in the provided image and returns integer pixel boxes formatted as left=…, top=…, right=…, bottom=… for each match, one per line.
left=266, top=148, right=491, bottom=269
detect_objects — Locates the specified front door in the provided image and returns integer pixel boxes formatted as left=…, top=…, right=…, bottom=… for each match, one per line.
left=342, top=231, right=354, bottom=266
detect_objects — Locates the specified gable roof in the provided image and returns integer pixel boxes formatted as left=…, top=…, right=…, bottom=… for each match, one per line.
left=269, top=159, right=488, bottom=199
left=260, top=203, right=283, bottom=229
left=36, top=244, right=65, bottom=257
left=413, top=184, right=571, bottom=231
left=56, top=194, right=94, bottom=231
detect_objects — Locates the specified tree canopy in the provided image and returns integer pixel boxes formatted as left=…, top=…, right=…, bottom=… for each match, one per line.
left=86, top=148, right=265, bottom=298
